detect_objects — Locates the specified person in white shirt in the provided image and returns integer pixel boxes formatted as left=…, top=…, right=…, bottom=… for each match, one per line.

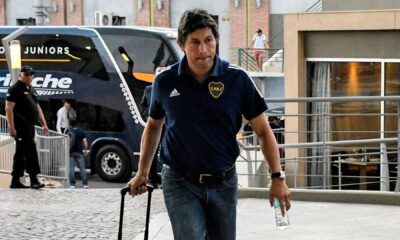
left=56, top=100, right=71, bottom=133
left=249, top=28, right=266, bottom=71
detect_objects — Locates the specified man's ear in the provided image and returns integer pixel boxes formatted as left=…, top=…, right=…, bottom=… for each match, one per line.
left=177, top=40, right=185, bottom=53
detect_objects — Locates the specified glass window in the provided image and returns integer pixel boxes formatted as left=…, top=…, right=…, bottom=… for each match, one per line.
left=0, top=34, right=109, bottom=81
left=100, top=32, right=177, bottom=118
left=75, top=101, right=124, bottom=132
left=384, top=63, right=400, bottom=139
left=309, top=62, right=381, bottom=142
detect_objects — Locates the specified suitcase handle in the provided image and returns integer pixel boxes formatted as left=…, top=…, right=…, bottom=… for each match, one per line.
left=121, top=184, right=154, bottom=196
left=118, top=184, right=155, bottom=240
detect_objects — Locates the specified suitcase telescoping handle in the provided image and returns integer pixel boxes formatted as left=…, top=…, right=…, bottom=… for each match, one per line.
left=118, top=184, right=154, bottom=240
left=120, top=184, right=154, bottom=195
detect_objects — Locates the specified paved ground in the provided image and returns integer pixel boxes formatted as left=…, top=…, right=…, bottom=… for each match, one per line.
left=1, top=187, right=400, bottom=240
left=0, top=188, right=166, bottom=240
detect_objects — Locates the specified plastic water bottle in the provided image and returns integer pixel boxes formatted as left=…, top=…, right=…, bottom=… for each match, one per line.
left=274, top=198, right=289, bottom=230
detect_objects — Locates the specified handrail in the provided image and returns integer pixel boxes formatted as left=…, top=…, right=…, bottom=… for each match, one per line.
left=305, top=0, right=323, bottom=12
left=265, top=95, right=400, bottom=102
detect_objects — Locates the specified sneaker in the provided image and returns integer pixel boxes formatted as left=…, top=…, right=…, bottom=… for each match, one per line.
left=83, top=185, right=89, bottom=189
left=69, top=185, right=76, bottom=189
left=10, top=181, right=29, bottom=189
left=30, top=182, right=45, bottom=189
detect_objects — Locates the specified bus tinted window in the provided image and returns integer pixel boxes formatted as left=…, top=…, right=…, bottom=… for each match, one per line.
left=100, top=33, right=176, bottom=119
left=0, top=34, right=109, bottom=81
left=101, top=33, right=175, bottom=73
left=76, top=102, right=124, bottom=132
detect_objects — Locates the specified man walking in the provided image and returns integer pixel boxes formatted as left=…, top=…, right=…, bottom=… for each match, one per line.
left=128, top=9, right=290, bottom=239
left=67, top=119, right=89, bottom=189
left=56, top=100, right=71, bottom=133
left=6, top=66, right=48, bottom=189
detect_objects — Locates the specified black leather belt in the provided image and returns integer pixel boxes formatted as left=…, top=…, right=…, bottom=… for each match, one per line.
left=166, top=164, right=236, bottom=185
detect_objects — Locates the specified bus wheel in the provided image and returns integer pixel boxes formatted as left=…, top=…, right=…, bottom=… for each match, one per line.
left=95, top=145, right=130, bottom=182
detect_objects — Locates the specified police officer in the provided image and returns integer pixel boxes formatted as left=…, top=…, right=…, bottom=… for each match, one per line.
left=6, top=66, right=49, bottom=189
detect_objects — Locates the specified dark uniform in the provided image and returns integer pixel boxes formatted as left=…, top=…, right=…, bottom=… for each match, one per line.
left=6, top=80, right=41, bottom=179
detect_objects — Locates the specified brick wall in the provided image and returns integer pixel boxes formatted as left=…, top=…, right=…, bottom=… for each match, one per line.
left=249, top=0, right=269, bottom=46
left=230, top=0, right=269, bottom=62
left=154, top=0, right=170, bottom=27
left=0, top=0, right=5, bottom=25
left=50, top=0, right=66, bottom=25
left=135, top=0, right=170, bottom=27
left=135, top=0, right=150, bottom=26
left=67, top=0, right=83, bottom=25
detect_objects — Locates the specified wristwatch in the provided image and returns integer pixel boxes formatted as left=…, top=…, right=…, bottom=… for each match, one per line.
left=271, top=171, right=285, bottom=180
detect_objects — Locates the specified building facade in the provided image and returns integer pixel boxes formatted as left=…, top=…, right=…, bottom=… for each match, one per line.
left=0, top=0, right=274, bottom=62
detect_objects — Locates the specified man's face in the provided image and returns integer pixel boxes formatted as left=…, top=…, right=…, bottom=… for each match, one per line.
left=64, top=102, right=71, bottom=109
left=180, top=27, right=217, bottom=76
left=20, top=72, right=34, bottom=85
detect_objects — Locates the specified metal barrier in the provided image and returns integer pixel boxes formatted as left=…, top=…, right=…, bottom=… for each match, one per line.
left=236, top=48, right=284, bottom=72
left=237, top=96, right=400, bottom=192
left=0, top=115, right=69, bottom=186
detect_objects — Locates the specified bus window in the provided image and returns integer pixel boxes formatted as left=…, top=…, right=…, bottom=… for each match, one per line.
left=75, top=102, right=124, bottom=132
left=99, top=33, right=176, bottom=119
left=0, top=34, right=110, bottom=81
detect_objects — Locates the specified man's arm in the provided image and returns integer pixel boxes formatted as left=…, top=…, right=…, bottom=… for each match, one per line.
left=5, top=101, right=16, bottom=137
left=82, top=137, right=89, bottom=156
left=249, top=113, right=291, bottom=213
left=37, top=104, right=49, bottom=134
left=128, top=117, right=164, bottom=196
left=56, top=109, right=62, bottom=133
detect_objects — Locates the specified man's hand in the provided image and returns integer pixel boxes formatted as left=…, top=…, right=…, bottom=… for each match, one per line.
left=127, top=172, right=148, bottom=197
left=43, top=125, right=49, bottom=135
left=9, top=127, right=16, bottom=138
left=269, top=179, right=291, bottom=216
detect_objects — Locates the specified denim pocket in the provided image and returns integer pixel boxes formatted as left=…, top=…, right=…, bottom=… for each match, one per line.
left=222, top=173, right=238, bottom=188
left=162, top=166, right=185, bottom=182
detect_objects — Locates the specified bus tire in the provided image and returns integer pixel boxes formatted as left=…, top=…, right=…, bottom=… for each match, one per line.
left=95, top=145, right=131, bottom=182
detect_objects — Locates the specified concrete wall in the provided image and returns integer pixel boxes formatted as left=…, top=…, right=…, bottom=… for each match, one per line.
left=270, top=0, right=319, bottom=14
left=170, top=0, right=230, bottom=61
left=83, top=0, right=134, bottom=26
left=306, top=31, right=400, bottom=59
left=269, top=0, right=320, bottom=49
left=323, top=0, right=400, bottom=11
left=284, top=9, right=400, bottom=187
left=6, top=0, right=37, bottom=25
left=250, top=75, right=284, bottom=111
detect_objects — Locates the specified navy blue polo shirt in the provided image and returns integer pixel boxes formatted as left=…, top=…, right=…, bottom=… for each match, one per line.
left=149, top=56, right=267, bottom=173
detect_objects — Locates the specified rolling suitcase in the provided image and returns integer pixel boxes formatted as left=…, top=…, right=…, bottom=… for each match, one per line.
left=118, top=184, right=154, bottom=240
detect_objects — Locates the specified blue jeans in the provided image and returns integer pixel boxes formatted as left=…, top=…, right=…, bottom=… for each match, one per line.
left=161, top=166, right=238, bottom=240
left=69, top=152, right=88, bottom=186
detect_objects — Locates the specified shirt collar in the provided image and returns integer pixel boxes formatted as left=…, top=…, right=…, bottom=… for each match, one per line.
left=178, top=55, right=223, bottom=79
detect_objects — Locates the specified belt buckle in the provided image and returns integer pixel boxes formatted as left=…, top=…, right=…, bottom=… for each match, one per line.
left=199, top=174, right=212, bottom=183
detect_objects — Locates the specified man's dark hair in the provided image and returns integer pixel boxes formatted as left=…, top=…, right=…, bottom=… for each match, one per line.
left=177, top=9, right=219, bottom=46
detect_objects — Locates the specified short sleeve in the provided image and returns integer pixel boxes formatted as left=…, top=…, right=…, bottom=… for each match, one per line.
left=241, top=73, right=268, bottom=120
left=6, top=87, right=18, bottom=103
left=149, top=77, right=165, bottom=119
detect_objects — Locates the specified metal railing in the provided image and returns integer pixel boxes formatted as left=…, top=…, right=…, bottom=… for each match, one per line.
left=0, top=115, right=69, bottom=186
left=237, top=48, right=284, bottom=72
left=237, top=96, right=400, bottom=192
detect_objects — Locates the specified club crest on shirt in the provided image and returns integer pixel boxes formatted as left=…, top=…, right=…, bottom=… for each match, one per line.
left=208, top=81, right=224, bottom=98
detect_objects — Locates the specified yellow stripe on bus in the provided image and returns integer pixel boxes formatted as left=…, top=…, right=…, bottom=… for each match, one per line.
left=133, top=72, right=155, bottom=83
